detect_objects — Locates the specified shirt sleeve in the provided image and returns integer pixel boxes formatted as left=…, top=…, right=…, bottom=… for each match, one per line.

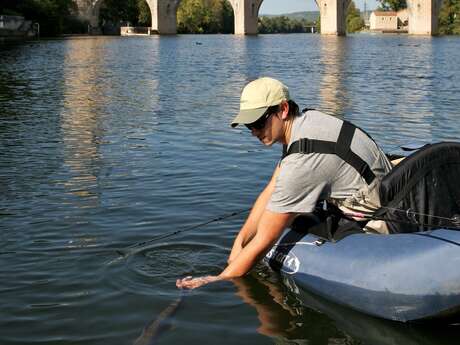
left=267, top=154, right=331, bottom=214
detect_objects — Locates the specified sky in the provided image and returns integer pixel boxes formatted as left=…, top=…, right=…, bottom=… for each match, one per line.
left=259, top=0, right=379, bottom=15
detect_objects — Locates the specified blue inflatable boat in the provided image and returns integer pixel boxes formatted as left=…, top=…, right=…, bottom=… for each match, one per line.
left=265, top=228, right=460, bottom=323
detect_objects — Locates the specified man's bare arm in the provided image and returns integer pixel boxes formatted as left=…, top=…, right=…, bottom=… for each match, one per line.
left=176, top=210, right=295, bottom=289
left=228, top=165, right=281, bottom=263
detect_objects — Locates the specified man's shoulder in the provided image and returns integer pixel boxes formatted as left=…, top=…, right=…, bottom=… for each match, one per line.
left=292, top=110, right=343, bottom=142
left=301, top=110, right=343, bottom=127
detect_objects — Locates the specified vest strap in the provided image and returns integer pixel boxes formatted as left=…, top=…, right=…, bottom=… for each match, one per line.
left=283, top=121, right=376, bottom=185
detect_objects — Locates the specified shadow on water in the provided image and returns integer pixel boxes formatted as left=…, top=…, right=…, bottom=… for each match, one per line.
left=235, top=268, right=460, bottom=345
left=132, top=291, right=186, bottom=345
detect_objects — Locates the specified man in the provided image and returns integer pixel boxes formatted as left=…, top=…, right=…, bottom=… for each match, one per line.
left=176, top=77, right=392, bottom=289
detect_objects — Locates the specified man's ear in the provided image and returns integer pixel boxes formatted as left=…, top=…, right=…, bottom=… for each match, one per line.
left=280, top=101, right=290, bottom=120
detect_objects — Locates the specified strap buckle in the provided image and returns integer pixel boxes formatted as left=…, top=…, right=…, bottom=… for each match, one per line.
left=299, top=139, right=312, bottom=154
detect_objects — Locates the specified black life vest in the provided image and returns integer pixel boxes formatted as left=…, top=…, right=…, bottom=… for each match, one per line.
left=282, top=110, right=377, bottom=185
left=285, top=109, right=381, bottom=241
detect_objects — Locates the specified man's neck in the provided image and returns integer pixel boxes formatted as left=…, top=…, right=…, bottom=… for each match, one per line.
left=281, top=117, right=294, bottom=145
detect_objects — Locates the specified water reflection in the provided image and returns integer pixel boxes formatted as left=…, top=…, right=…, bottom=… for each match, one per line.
left=0, top=54, right=27, bottom=107
left=392, top=39, right=435, bottom=142
left=235, top=270, right=460, bottom=345
left=157, top=37, right=181, bottom=120
left=234, top=270, right=349, bottom=344
left=318, top=36, right=349, bottom=116
left=293, top=278, right=460, bottom=345
left=239, top=35, right=266, bottom=83
left=60, top=38, right=108, bottom=206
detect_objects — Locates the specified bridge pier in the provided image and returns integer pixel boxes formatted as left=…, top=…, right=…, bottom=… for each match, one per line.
left=150, top=0, right=180, bottom=34
left=316, top=0, right=350, bottom=36
left=407, top=0, right=443, bottom=35
left=231, top=0, right=263, bottom=35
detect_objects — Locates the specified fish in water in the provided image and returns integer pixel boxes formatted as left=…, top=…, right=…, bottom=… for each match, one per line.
left=133, top=292, right=186, bottom=345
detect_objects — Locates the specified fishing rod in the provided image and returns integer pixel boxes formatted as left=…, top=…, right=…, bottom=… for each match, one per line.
left=117, top=208, right=250, bottom=257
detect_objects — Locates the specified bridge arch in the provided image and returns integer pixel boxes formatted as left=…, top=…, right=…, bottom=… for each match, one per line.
left=75, top=0, right=157, bottom=33
left=160, top=0, right=264, bottom=35
left=76, top=0, right=443, bottom=36
left=258, top=0, right=348, bottom=35
left=153, top=0, right=349, bottom=35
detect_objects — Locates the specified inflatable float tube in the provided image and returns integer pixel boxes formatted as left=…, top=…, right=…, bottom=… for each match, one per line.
left=265, top=228, right=460, bottom=323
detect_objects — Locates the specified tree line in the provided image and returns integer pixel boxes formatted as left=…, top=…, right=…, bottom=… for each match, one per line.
left=258, top=16, right=316, bottom=34
left=1, top=0, right=459, bottom=36
left=0, top=0, right=153, bottom=36
left=0, top=0, right=85, bottom=36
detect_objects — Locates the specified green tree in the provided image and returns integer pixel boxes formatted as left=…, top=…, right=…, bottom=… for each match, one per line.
left=137, top=0, right=152, bottom=26
left=221, top=0, right=234, bottom=33
left=377, top=0, right=407, bottom=11
left=177, top=0, right=209, bottom=33
left=98, top=0, right=152, bottom=32
left=347, top=1, right=364, bottom=33
left=0, top=0, right=85, bottom=36
left=258, top=12, right=321, bottom=34
left=177, top=0, right=234, bottom=33
left=99, top=0, right=138, bottom=26
left=439, top=0, right=460, bottom=35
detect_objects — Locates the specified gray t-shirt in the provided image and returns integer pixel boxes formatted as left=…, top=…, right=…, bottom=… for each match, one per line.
left=267, top=110, right=392, bottom=214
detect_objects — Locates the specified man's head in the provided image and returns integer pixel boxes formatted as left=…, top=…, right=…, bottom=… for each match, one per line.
left=231, top=77, right=299, bottom=146
left=231, top=77, right=290, bottom=128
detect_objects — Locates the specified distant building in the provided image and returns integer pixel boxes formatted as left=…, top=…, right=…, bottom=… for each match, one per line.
left=370, top=11, right=398, bottom=31
left=370, top=9, right=409, bottom=32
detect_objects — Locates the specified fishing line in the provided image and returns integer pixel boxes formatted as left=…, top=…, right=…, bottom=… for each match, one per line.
left=343, top=207, right=460, bottom=230
left=382, top=206, right=460, bottom=223
left=118, top=203, right=459, bottom=259
left=116, top=208, right=250, bottom=257
left=344, top=207, right=459, bottom=222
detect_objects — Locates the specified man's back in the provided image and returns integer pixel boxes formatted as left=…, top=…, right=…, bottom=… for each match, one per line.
left=268, top=110, right=392, bottom=214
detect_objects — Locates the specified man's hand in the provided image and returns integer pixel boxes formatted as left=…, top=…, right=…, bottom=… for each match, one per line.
left=176, top=275, right=222, bottom=289
left=177, top=210, right=294, bottom=290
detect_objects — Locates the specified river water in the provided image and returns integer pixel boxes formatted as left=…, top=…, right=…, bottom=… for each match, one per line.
left=1, top=33, right=460, bottom=345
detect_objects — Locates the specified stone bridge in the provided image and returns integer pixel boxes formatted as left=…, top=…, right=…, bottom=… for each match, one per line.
left=75, top=0, right=444, bottom=36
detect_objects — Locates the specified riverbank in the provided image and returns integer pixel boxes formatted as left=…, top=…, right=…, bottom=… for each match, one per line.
left=0, top=15, right=37, bottom=43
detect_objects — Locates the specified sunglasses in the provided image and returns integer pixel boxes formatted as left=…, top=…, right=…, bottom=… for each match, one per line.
left=245, top=108, right=277, bottom=131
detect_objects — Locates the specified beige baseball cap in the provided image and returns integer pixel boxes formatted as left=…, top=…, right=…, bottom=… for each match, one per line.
left=231, top=77, right=290, bottom=128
